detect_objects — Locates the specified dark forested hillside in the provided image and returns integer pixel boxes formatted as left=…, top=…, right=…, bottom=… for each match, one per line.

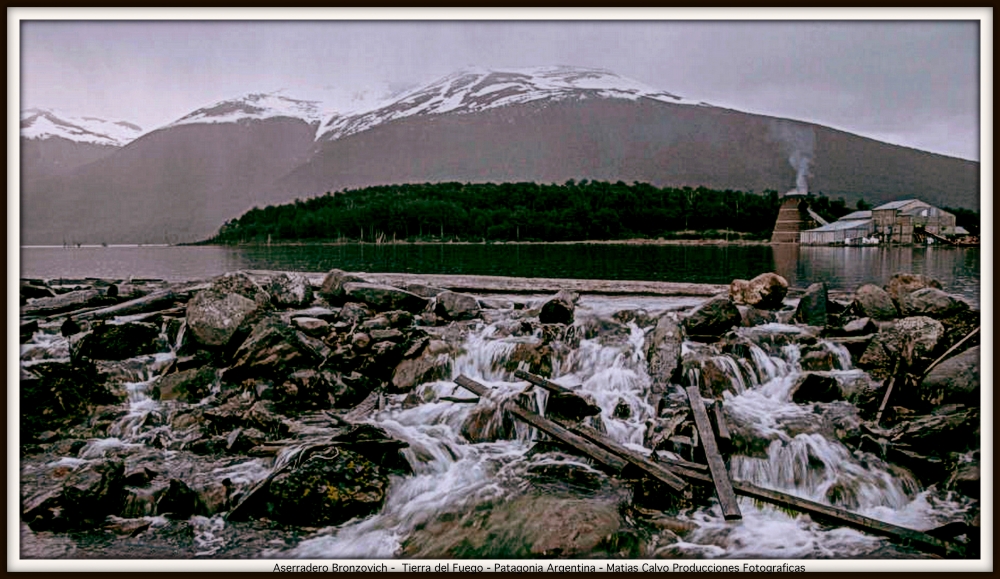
left=209, top=182, right=862, bottom=244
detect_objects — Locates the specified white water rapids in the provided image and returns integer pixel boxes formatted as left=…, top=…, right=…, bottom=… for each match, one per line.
left=24, top=295, right=972, bottom=559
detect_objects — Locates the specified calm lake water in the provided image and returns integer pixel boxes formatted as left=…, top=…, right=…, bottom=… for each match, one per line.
left=19, top=243, right=982, bottom=308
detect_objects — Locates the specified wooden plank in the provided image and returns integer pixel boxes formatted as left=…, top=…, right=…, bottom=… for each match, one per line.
left=71, top=282, right=210, bottom=321
left=651, top=456, right=958, bottom=557
left=556, top=420, right=690, bottom=495
left=454, top=375, right=628, bottom=473
left=514, top=369, right=576, bottom=395
left=685, top=387, right=741, bottom=520
left=711, top=401, right=732, bottom=448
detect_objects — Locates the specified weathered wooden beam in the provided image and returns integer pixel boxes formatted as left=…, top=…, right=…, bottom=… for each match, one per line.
left=556, top=420, right=690, bottom=495
left=514, top=369, right=576, bottom=395
left=685, top=387, right=741, bottom=520
left=710, top=401, right=732, bottom=455
left=651, top=455, right=959, bottom=557
left=875, top=356, right=904, bottom=425
left=71, top=283, right=210, bottom=321
left=455, top=375, right=627, bottom=473
left=439, top=396, right=480, bottom=403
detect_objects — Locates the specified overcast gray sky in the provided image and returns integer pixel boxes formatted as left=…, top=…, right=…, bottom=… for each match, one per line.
left=18, top=17, right=982, bottom=161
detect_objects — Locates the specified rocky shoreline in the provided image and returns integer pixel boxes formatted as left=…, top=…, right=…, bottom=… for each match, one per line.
left=18, top=269, right=980, bottom=558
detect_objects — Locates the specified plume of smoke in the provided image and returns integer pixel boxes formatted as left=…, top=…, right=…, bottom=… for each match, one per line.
left=770, top=120, right=816, bottom=195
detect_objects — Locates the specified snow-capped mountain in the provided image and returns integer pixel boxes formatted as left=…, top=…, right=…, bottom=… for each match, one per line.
left=20, top=65, right=980, bottom=245
left=168, top=91, right=326, bottom=128
left=317, top=66, right=705, bottom=141
left=20, top=108, right=143, bottom=147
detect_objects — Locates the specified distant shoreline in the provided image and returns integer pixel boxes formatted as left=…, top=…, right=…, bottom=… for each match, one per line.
left=186, top=238, right=772, bottom=248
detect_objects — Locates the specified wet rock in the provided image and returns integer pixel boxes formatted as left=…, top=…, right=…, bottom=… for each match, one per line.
left=21, top=360, right=116, bottom=441
left=400, top=493, right=631, bottom=558
left=71, top=322, right=163, bottom=362
left=683, top=296, right=741, bottom=339
left=337, top=302, right=373, bottom=326
left=22, top=459, right=125, bottom=531
left=479, top=297, right=515, bottom=310
left=434, top=290, right=481, bottom=321
left=226, top=317, right=323, bottom=383
left=539, top=289, right=578, bottom=325
left=156, top=478, right=201, bottom=520
left=613, top=399, right=632, bottom=420
left=20, top=319, right=39, bottom=343
left=739, top=306, right=778, bottom=327
left=682, top=356, right=746, bottom=397
left=800, top=345, right=839, bottom=372
left=918, top=345, right=979, bottom=406
left=351, top=332, right=371, bottom=350
left=889, top=405, right=979, bottom=458
left=944, top=460, right=980, bottom=499
left=384, top=310, right=415, bottom=328
left=369, top=328, right=404, bottom=342
left=504, top=342, right=554, bottom=377
left=612, top=308, right=653, bottom=328
left=402, top=283, right=446, bottom=298
left=271, top=369, right=338, bottom=411
left=186, top=273, right=271, bottom=348
left=793, top=282, right=829, bottom=327
left=343, top=282, right=428, bottom=313
left=858, top=316, right=945, bottom=375
left=885, top=273, right=942, bottom=304
left=154, top=366, right=218, bottom=403
left=292, top=316, right=329, bottom=337
left=728, top=272, right=788, bottom=310
left=360, top=316, right=391, bottom=331
left=22, top=289, right=106, bottom=316
left=789, top=373, right=843, bottom=403
left=390, top=340, right=452, bottom=392
left=263, top=448, right=387, bottom=527
left=840, top=317, right=878, bottom=336
left=853, top=284, right=898, bottom=320
left=319, top=269, right=366, bottom=304
left=899, top=288, right=970, bottom=319
left=105, top=516, right=152, bottom=537
left=266, top=272, right=314, bottom=308
left=547, top=390, right=602, bottom=422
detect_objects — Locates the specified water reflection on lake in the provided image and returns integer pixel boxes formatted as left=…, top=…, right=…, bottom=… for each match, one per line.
left=19, top=243, right=981, bottom=308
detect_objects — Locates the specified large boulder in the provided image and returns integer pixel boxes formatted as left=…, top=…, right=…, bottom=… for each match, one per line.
left=263, top=448, right=387, bottom=527
left=728, top=272, right=788, bottom=310
left=858, top=316, right=945, bottom=376
left=343, top=282, right=428, bottom=313
left=539, top=290, right=578, bottom=325
left=400, top=493, right=634, bottom=558
left=793, top=282, right=829, bottom=327
left=390, top=340, right=452, bottom=392
left=21, top=360, right=116, bottom=441
left=885, top=273, right=942, bottom=304
left=853, top=284, right=898, bottom=320
left=70, top=322, right=162, bottom=362
left=22, top=459, right=125, bottom=531
left=434, top=291, right=481, bottom=321
left=918, top=346, right=979, bottom=406
left=226, top=317, right=324, bottom=384
left=683, top=296, right=741, bottom=339
left=154, top=367, right=219, bottom=403
left=267, top=273, right=314, bottom=308
left=186, top=273, right=271, bottom=348
left=899, top=288, right=970, bottom=319
left=645, top=313, right=684, bottom=391
left=319, top=269, right=366, bottom=305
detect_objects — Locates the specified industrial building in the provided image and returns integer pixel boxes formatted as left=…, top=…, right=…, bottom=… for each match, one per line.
left=799, top=199, right=962, bottom=245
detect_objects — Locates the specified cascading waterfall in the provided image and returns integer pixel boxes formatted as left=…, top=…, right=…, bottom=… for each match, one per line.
left=23, top=296, right=973, bottom=559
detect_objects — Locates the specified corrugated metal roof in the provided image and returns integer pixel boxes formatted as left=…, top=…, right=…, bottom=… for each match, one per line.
left=840, top=210, right=872, bottom=220
left=873, top=199, right=928, bottom=211
left=803, top=219, right=873, bottom=232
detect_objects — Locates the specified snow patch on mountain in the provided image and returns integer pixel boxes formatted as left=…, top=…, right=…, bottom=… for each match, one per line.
left=317, top=65, right=706, bottom=142
left=20, top=109, right=144, bottom=147
left=169, top=91, right=329, bottom=128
